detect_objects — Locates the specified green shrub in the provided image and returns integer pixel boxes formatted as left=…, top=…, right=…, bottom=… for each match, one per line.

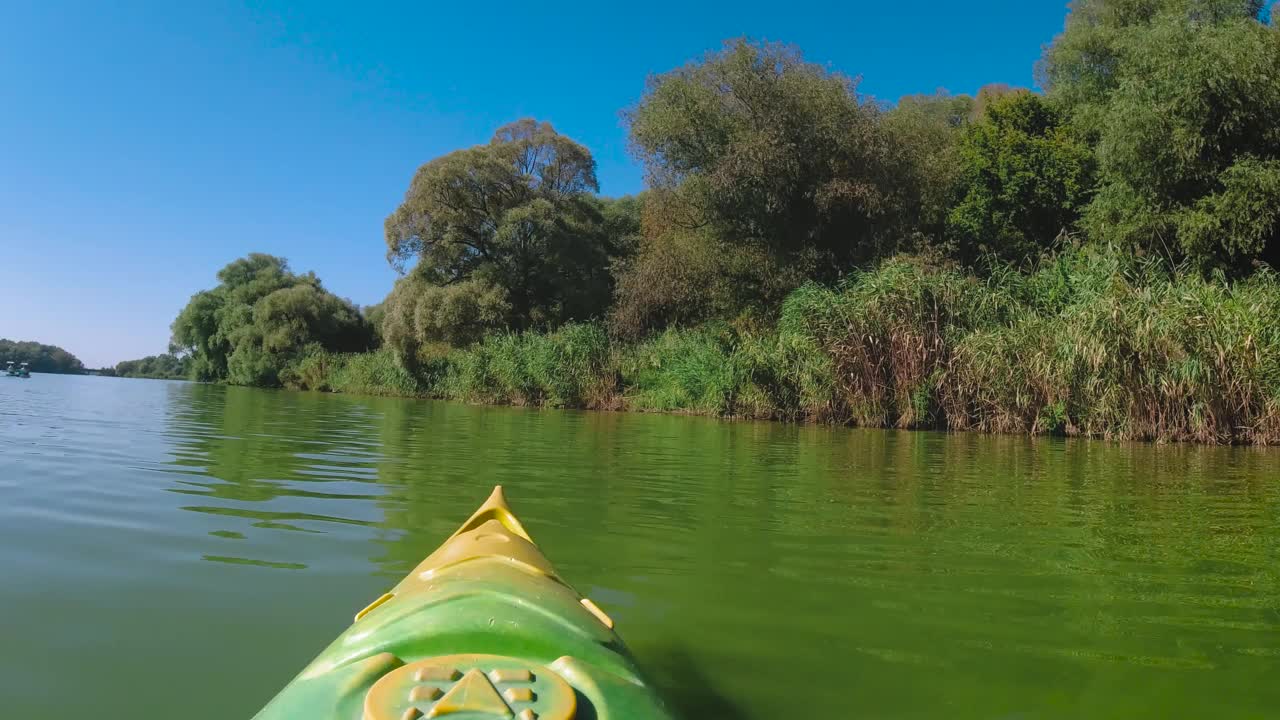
left=282, top=349, right=424, bottom=397
left=283, top=247, right=1280, bottom=444
left=620, top=326, right=743, bottom=415
left=945, top=250, right=1280, bottom=442
left=780, top=257, right=1019, bottom=428
left=441, top=324, right=615, bottom=408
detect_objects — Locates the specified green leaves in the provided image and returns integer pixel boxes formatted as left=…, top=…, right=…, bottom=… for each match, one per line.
left=383, top=119, right=612, bottom=331
left=381, top=275, right=511, bottom=360
left=1175, top=158, right=1280, bottom=265
left=169, top=254, right=373, bottom=387
left=627, top=39, right=891, bottom=268
left=1043, top=0, right=1280, bottom=269
left=114, top=354, right=187, bottom=379
left=0, top=339, right=85, bottom=374
left=947, top=93, right=1095, bottom=265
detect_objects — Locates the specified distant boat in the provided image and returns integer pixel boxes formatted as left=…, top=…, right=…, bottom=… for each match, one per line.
left=5, top=361, right=30, bottom=378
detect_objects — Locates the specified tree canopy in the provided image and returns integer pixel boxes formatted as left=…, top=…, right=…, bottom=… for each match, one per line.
left=881, top=91, right=976, bottom=247
left=115, top=354, right=188, bottom=379
left=170, top=254, right=373, bottom=386
left=381, top=275, right=511, bottom=365
left=384, top=119, right=615, bottom=331
left=947, top=92, right=1095, bottom=264
left=0, top=339, right=85, bottom=374
left=1042, top=0, right=1280, bottom=269
left=627, top=39, right=896, bottom=273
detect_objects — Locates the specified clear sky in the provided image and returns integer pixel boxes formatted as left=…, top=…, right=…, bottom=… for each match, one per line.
left=0, top=0, right=1071, bottom=368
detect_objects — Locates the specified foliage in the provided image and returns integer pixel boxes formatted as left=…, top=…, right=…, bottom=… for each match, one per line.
left=363, top=302, right=387, bottom=346
left=0, top=339, right=85, bottom=374
left=115, top=353, right=188, bottom=379
left=947, top=92, right=1095, bottom=264
left=281, top=348, right=423, bottom=397
left=614, top=36, right=906, bottom=336
left=156, top=19, right=1280, bottom=446
left=942, top=247, right=1280, bottom=442
left=238, top=250, right=1280, bottom=444
left=442, top=323, right=615, bottom=408
left=608, top=217, right=806, bottom=339
left=1041, top=0, right=1280, bottom=269
left=618, top=326, right=744, bottom=415
left=170, top=254, right=373, bottom=387
left=384, top=119, right=615, bottom=329
left=1039, top=0, right=1269, bottom=133
left=616, top=324, right=834, bottom=419
left=782, top=258, right=1022, bottom=428
left=627, top=38, right=895, bottom=275
left=380, top=275, right=511, bottom=366
left=882, top=91, right=975, bottom=247
left=790, top=247, right=1280, bottom=443
left=594, top=194, right=646, bottom=259
left=971, top=83, right=1030, bottom=120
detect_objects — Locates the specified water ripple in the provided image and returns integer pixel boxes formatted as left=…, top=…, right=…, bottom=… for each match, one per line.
left=1, top=377, right=1279, bottom=719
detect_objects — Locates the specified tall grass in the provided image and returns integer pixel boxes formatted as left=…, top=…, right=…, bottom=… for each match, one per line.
left=283, top=247, right=1280, bottom=444
left=793, top=247, right=1280, bottom=443
left=940, top=250, right=1280, bottom=443
left=282, top=348, right=424, bottom=397
left=619, top=325, right=744, bottom=415
left=781, top=257, right=1021, bottom=428
left=441, top=323, right=616, bottom=408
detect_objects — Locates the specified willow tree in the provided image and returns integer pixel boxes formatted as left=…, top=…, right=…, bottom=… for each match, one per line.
left=171, top=254, right=372, bottom=386
left=1040, top=0, right=1271, bottom=136
left=1041, top=0, right=1280, bottom=269
left=384, top=119, right=614, bottom=334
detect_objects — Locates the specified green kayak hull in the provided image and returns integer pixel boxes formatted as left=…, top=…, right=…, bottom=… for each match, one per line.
left=252, top=486, right=673, bottom=720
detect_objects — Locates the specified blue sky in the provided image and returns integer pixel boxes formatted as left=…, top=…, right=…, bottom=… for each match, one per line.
left=0, top=0, right=1071, bottom=368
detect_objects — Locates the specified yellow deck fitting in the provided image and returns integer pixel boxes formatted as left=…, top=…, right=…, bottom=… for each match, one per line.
left=579, top=598, right=614, bottom=629
left=363, top=654, right=575, bottom=720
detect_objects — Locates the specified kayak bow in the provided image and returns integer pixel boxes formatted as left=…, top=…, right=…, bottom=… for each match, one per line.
left=253, top=486, right=673, bottom=720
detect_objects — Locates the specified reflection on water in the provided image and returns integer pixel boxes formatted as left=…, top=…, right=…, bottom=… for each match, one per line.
left=1, top=375, right=1278, bottom=719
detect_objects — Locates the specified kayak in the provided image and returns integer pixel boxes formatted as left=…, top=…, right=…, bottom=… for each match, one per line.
left=252, top=486, right=673, bottom=720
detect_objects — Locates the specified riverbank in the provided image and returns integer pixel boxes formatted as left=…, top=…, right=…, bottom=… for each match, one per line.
left=280, top=247, right=1280, bottom=446
left=155, top=19, right=1280, bottom=447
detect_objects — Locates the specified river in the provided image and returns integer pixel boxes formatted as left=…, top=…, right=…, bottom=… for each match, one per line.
left=1, top=374, right=1277, bottom=718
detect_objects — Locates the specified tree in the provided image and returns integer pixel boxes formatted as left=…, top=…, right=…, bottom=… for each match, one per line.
left=1039, top=0, right=1268, bottom=136
left=0, top=339, right=86, bottom=374
left=171, top=254, right=373, bottom=386
left=882, top=91, right=976, bottom=248
left=384, top=119, right=614, bottom=330
left=115, top=354, right=188, bottom=379
left=381, top=276, right=510, bottom=364
left=947, top=93, right=1095, bottom=264
left=1041, top=0, right=1280, bottom=269
left=171, top=289, right=227, bottom=381
left=594, top=193, right=645, bottom=260
left=972, top=84, right=1029, bottom=120
left=627, top=38, right=896, bottom=275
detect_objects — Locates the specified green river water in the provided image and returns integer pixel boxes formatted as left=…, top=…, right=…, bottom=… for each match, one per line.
left=1, top=374, right=1278, bottom=718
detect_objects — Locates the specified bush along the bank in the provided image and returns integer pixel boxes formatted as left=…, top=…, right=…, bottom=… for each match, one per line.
left=281, top=348, right=423, bottom=397
left=282, top=246, right=1280, bottom=444
left=793, top=247, right=1280, bottom=444
left=441, top=324, right=616, bottom=408
left=940, top=252, right=1280, bottom=444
